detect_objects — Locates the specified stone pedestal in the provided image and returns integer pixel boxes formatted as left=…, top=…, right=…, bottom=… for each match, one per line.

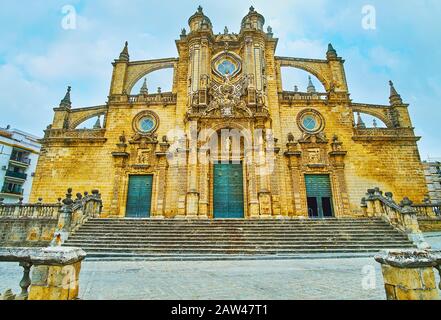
left=375, top=250, right=441, bottom=300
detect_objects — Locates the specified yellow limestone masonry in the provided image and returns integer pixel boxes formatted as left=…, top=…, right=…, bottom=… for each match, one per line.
left=31, top=6, right=428, bottom=219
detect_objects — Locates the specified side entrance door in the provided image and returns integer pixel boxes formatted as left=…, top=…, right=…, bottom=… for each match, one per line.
left=305, top=174, right=334, bottom=219
left=126, top=175, right=153, bottom=218
left=213, top=163, right=245, bottom=219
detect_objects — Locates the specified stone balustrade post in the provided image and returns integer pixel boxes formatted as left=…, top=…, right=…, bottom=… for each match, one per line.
left=51, top=189, right=74, bottom=246
left=375, top=250, right=441, bottom=300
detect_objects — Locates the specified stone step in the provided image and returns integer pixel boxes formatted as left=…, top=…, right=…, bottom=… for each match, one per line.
left=84, top=219, right=386, bottom=224
left=75, top=226, right=396, bottom=232
left=67, top=242, right=412, bottom=249
left=72, top=230, right=399, bottom=236
left=67, top=235, right=408, bottom=241
left=74, top=246, right=413, bottom=255
left=64, top=218, right=414, bottom=258
left=66, top=240, right=410, bottom=247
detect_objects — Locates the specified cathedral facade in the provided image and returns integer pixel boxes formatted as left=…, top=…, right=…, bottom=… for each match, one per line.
left=30, top=7, right=428, bottom=219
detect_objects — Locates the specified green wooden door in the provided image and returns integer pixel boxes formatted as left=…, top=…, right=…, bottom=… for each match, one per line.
left=213, top=163, right=244, bottom=219
left=126, top=175, right=153, bottom=218
left=305, top=174, right=334, bottom=218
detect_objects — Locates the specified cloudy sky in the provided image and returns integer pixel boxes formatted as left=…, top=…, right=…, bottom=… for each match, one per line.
left=0, top=0, right=440, bottom=159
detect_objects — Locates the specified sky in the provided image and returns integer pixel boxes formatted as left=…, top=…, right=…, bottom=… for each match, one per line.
left=0, top=0, right=440, bottom=159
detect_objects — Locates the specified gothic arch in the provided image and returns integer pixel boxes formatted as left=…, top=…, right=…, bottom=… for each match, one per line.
left=124, top=58, right=178, bottom=95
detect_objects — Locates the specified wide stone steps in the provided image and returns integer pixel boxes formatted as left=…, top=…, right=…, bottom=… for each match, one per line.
left=63, top=217, right=415, bottom=259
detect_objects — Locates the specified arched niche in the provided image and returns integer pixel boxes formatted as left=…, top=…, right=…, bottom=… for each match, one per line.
left=281, top=67, right=326, bottom=92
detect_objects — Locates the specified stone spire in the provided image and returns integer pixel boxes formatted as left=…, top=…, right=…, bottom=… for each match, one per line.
left=93, top=116, right=101, bottom=129
left=307, top=76, right=316, bottom=93
left=389, top=80, right=403, bottom=105
left=327, top=43, right=338, bottom=60
left=119, top=41, right=129, bottom=61
left=356, top=112, right=366, bottom=128
left=140, top=78, right=148, bottom=95
left=59, top=86, right=72, bottom=109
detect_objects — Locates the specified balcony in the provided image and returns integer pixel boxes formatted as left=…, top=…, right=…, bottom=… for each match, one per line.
left=1, top=186, right=24, bottom=196
left=9, top=156, right=31, bottom=167
left=5, top=170, right=27, bottom=181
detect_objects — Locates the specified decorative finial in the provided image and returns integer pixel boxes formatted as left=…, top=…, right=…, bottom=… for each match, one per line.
left=119, top=41, right=129, bottom=61
left=356, top=112, right=366, bottom=129
left=389, top=80, right=403, bottom=105
left=267, top=26, right=273, bottom=35
left=140, top=78, right=148, bottom=95
left=307, top=76, right=316, bottom=93
left=197, top=5, right=203, bottom=13
left=224, top=26, right=229, bottom=35
left=327, top=43, right=337, bottom=59
left=181, top=28, right=187, bottom=36
left=294, top=85, right=299, bottom=93
left=93, top=116, right=101, bottom=129
left=250, top=6, right=255, bottom=12
left=157, top=87, right=162, bottom=94
left=59, top=86, right=72, bottom=108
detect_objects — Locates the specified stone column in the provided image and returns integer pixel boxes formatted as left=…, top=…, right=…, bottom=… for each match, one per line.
left=186, top=122, right=199, bottom=219
left=255, top=127, right=272, bottom=218
left=154, top=142, right=170, bottom=219
left=329, top=150, right=349, bottom=217
left=375, top=250, right=441, bottom=300
left=245, top=147, right=259, bottom=218
left=198, top=146, right=210, bottom=219
left=111, top=142, right=129, bottom=217
left=285, top=142, right=304, bottom=216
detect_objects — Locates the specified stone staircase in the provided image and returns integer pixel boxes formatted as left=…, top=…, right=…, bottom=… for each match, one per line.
left=63, top=218, right=415, bottom=259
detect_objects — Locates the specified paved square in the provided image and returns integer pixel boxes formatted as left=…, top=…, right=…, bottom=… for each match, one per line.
left=0, top=233, right=439, bottom=300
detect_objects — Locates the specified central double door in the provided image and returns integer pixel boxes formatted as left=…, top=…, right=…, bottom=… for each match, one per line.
left=213, top=163, right=245, bottom=219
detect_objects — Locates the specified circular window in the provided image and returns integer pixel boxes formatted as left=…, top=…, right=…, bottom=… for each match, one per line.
left=139, top=117, right=155, bottom=133
left=133, top=111, right=159, bottom=135
left=217, top=59, right=237, bottom=76
left=297, top=109, right=325, bottom=134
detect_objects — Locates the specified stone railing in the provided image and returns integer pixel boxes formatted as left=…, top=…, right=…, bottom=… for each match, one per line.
left=279, top=91, right=328, bottom=103
left=0, top=189, right=102, bottom=247
left=109, top=92, right=177, bottom=105
left=51, top=189, right=103, bottom=246
left=352, top=127, right=418, bottom=141
left=412, top=204, right=441, bottom=218
left=0, top=247, right=86, bottom=300
left=375, top=249, right=441, bottom=300
left=0, top=198, right=61, bottom=220
left=43, top=128, right=106, bottom=142
left=361, top=188, right=430, bottom=249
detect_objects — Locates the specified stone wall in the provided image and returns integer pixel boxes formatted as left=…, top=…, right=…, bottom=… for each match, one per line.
left=29, top=6, right=429, bottom=219
left=419, top=218, right=441, bottom=232
left=0, top=218, right=56, bottom=247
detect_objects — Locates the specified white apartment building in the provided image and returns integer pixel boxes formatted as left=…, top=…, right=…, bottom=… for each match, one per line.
left=0, top=126, right=41, bottom=203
